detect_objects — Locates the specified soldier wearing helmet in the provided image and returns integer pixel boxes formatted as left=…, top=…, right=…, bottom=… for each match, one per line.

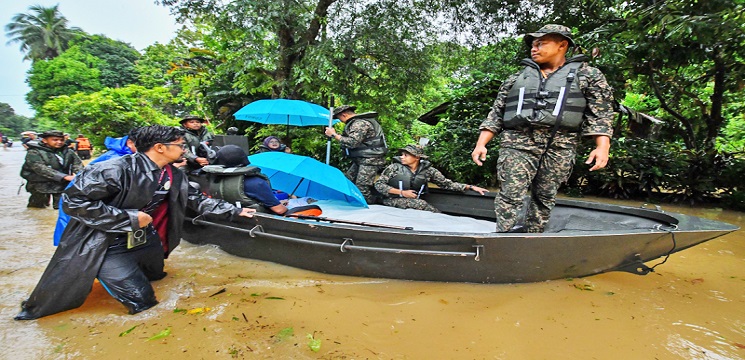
left=471, top=24, right=615, bottom=233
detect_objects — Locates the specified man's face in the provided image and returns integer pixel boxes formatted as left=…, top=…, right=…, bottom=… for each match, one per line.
left=400, top=152, right=420, bottom=166
left=530, top=34, right=568, bottom=64
left=182, top=119, right=203, bottom=130
left=42, top=136, right=66, bottom=149
left=335, top=111, right=353, bottom=123
left=157, top=137, right=187, bottom=162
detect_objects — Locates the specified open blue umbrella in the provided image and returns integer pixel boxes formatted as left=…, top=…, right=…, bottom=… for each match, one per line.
left=248, top=152, right=368, bottom=208
left=234, top=99, right=335, bottom=126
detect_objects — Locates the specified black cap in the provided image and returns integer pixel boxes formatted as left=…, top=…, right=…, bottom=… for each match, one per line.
left=213, top=145, right=250, bottom=167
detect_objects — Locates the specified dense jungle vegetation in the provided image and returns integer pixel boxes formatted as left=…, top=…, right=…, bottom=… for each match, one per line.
left=3, top=0, right=744, bottom=210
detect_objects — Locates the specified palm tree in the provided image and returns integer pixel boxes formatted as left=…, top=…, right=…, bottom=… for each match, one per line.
left=5, top=4, right=82, bottom=61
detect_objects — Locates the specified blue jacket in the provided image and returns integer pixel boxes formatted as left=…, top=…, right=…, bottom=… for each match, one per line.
left=53, top=136, right=133, bottom=245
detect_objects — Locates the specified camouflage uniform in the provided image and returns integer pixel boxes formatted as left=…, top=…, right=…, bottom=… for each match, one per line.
left=21, top=142, right=83, bottom=209
left=375, top=157, right=468, bottom=212
left=480, top=59, right=614, bottom=232
left=338, top=114, right=386, bottom=204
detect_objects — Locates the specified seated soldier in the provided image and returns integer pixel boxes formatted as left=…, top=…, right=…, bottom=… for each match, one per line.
left=210, top=145, right=289, bottom=215
left=374, top=145, right=487, bottom=212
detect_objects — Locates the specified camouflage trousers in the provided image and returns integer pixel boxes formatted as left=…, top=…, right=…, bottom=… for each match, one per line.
left=27, top=192, right=62, bottom=209
left=345, top=160, right=384, bottom=204
left=380, top=197, right=440, bottom=212
left=495, top=130, right=578, bottom=232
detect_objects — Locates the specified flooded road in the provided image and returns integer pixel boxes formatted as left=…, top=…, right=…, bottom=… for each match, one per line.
left=1, top=146, right=743, bottom=359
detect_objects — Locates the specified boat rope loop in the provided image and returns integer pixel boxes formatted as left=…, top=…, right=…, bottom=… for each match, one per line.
left=249, top=225, right=265, bottom=238
left=648, top=224, right=678, bottom=271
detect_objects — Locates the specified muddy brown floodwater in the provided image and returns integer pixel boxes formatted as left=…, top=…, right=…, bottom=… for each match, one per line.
left=1, top=146, right=743, bottom=359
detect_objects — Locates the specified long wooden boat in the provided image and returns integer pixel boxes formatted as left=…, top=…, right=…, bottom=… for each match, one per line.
left=181, top=189, right=739, bottom=283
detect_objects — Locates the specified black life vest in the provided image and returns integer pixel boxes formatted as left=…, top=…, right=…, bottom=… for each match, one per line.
left=341, top=113, right=388, bottom=158
left=386, top=158, right=431, bottom=196
left=503, top=55, right=587, bottom=131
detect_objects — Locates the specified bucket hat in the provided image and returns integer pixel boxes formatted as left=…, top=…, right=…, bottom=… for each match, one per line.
left=180, top=114, right=207, bottom=124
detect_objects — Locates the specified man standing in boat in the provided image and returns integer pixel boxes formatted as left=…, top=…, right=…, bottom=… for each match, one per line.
left=324, top=105, right=388, bottom=204
left=471, top=24, right=614, bottom=233
left=375, top=145, right=487, bottom=212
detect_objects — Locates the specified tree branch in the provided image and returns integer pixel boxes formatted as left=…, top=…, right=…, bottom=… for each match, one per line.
left=647, top=63, right=696, bottom=149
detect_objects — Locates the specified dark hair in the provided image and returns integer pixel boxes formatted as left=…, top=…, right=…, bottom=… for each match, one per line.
left=134, top=125, right=185, bottom=152
left=127, top=127, right=141, bottom=143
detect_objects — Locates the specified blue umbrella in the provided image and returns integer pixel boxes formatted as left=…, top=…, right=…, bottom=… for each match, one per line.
left=234, top=99, right=335, bottom=126
left=248, top=152, right=368, bottom=208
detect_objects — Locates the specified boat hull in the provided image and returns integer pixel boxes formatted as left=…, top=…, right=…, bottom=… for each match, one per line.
left=182, top=190, right=738, bottom=283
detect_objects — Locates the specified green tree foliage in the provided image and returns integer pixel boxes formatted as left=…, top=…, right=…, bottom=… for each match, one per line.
left=589, top=0, right=745, bottom=202
left=0, top=102, right=35, bottom=135
left=26, top=46, right=103, bottom=110
left=73, top=35, right=141, bottom=88
left=4, top=4, right=82, bottom=61
left=425, top=39, right=523, bottom=186
left=26, top=35, right=143, bottom=112
left=40, top=85, right=178, bottom=146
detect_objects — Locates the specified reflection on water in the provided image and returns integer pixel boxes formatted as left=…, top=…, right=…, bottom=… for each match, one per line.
left=1, top=147, right=744, bottom=359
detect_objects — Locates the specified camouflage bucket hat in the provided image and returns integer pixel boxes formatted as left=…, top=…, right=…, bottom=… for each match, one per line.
left=332, top=105, right=357, bottom=118
left=524, top=24, right=575, bottom=48
left=399, top=144, right=428, bottom=159
left=39, top=130, right=65, bottom=138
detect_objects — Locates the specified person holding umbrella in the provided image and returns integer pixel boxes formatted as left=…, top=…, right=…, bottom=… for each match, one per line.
left=180, top=114, right=215, bottom=172
left=324, top=105, right=387, bottom=204
left=375, top=145, right=487, bottom=212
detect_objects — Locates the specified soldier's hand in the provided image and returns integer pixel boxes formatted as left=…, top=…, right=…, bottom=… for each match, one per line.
left=238, top=208, right=256, bottom=218
left=137, top=211, right=153, bottom=228
left=469, top=185, right=488, bottom=195
left=196, top=157, right=210, bottom=166
left=471, top=146, right=488, bottom=166
left=324, top=127, right=336, bottom=137
left=586, top=135, right=610, bottom=171
left=401, top=190, right=418, bottom=199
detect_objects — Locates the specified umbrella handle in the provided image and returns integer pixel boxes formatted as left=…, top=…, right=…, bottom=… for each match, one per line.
left=326, top=106, right=334, bottom=165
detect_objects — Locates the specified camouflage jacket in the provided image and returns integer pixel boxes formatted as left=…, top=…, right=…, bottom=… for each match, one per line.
left=375, top=157, right=466, bottom=197
left=21, top=142, right=83, bottom=193
left=479, top=61, right=614, bottom=138
left=339, top=113, right=387, bottom=164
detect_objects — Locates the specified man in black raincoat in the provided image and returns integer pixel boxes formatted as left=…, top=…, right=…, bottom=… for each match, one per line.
left=15, top=125, right=254, bottom=320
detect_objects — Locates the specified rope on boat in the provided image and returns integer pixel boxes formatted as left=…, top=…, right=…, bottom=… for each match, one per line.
left=648, top=224, right=678, bottom=271
left=186, top=217, right=482, bottom=260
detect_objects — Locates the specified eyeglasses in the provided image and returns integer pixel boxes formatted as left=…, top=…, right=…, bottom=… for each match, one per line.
left=161, top=143, right=187, bottom=149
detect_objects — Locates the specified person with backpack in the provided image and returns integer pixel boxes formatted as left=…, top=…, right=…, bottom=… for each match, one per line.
left=470, top=24, right=615, bottom=233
